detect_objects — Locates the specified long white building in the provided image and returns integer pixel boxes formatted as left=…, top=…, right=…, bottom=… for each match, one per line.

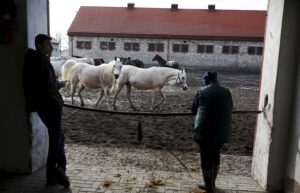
left=68, top=4, right=266, bottom=70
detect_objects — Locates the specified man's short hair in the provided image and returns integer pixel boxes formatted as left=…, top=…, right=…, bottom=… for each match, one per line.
left=35, top=34, right=52, bottom=48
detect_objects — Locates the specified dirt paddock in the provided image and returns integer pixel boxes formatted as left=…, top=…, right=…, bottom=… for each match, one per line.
left=61, top=67, right=260, bottom=176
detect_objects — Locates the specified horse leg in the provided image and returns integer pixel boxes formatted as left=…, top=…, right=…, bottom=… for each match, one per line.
left=126, top=84, right=137, bottom=111
left=61, top=80, right=69, bottom=94
left=112, top=82, right=125, bottom=110
left=111, top=79, right=117, bottom=94
left=154, top=89, right=166, bottom=109
left=104, top=88, right=112, bottom=109
left=70, top=80, right=79, bottom=105
left=77, top=84, right=85, bottom=106
left=95, top=90, right=104, bottom=108
left=149, top=90, right=156, bottom=111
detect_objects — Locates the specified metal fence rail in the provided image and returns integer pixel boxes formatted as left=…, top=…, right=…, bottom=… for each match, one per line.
left=63, top=103, right=262, bottom=116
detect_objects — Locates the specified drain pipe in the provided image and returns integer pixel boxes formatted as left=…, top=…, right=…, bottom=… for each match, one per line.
left=167, top=36, right=170, bottom=61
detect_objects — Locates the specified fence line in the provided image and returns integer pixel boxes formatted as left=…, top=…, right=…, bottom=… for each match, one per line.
left=63, top=103, right=262, bottom=116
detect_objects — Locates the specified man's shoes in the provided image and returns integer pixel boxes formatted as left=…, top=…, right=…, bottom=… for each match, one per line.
left=46, top=171, right=59, bottom=186
left=56, top=167, right=70, bottom=187
left=197, top=181, right=206, bottom=189
left=46, top=178, right=59, bottom=186
left=198, top=169, right=215, bottom=192
left=198, top=182, right=217, bottom=192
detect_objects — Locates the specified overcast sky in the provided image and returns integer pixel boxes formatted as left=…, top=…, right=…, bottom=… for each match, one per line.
left=49, top=0, right=268, bottom=48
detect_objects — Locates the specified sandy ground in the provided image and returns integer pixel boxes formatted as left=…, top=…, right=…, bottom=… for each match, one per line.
left=61, top=67, right=260, bottom=176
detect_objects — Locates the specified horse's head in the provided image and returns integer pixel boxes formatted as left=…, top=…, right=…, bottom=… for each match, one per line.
left=112, top=58, right=123, bottom=79
left=176, top=68, right=188, bottom=91
left=152, top=54, right=159, bottom=61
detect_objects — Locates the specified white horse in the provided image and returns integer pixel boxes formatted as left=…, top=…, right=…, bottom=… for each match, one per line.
left=51, top=60, right=66, bottom=80
left=51, top=57, right=95, bottom=80
left=68, top=58, right=123, bottom=108
left=112, top=66, right=188, bottom=111
left=61, top=59, right=78, bottom=81
left=72, top=57, right=95, bottom=65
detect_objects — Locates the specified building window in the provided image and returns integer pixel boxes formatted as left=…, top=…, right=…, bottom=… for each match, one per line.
left=100, top=42, right=116, bottom=50
left=100, top=42, right=107, bottom=50
left=197, top=45, right=214, bottom=54
left=109, top=42, right=116, bottom=50
left=248, top=46, right=263, bottom=55
left=173, top=44, right=189, bottom=53
left=124, top=42, right=140, bottom=51
left=148, top=43, right=164, bottom=52
left=133, top=43, right=139, bottom=51
left=173, top=44, right=180, bottom=52
left=222, top=45, right=239, bottom=54
left=124, top=43, right=130, bottom=51
left=76, top=41, right=84, bottom=49
left=76, top=41, right=92, bottom=49
left=85, top=42, right=92, bottom=49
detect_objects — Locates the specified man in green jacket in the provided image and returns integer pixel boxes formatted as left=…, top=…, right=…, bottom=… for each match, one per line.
left=191, top=70, right=233, bottom=192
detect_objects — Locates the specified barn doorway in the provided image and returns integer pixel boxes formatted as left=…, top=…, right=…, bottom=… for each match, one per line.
left=49, top=0, right=264, bottom=190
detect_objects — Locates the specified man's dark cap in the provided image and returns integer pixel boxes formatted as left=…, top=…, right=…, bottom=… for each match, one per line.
left=203, top=70, right=218, bottom=85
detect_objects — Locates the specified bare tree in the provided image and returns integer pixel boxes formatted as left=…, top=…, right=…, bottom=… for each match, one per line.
left=54, top=32, right=62, bottom=43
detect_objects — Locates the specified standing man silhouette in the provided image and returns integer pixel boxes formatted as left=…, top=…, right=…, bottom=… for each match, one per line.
left=192, top=70, right=233, bottom=192
left=23, top=34, right=69, bottom=187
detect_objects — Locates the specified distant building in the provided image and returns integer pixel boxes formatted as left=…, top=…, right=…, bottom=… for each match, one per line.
left=67, top=4, right=266, bottom=69
left=51, top=39, right=60, bottom=57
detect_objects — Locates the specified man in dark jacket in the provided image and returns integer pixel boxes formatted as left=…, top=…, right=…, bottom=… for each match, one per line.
left=23, top=34, right=69, bottom=187
left=191, top=70, right=233, bottom=192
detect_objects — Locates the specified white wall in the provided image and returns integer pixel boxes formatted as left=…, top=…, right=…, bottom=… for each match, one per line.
left=27, top=0, right=48, bottom=49
left=252, top=0, right=300, bottom=191
left=252, top=0, right=285, bottom=189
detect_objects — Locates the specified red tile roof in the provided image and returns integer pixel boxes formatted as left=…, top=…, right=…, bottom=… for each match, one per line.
left=68, top=6, right=266, bottom=41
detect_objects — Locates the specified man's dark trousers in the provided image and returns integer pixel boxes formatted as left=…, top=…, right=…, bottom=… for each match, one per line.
left=198, top=140, right=223, bottom=170
left=37, top=109, right=66, bottom=179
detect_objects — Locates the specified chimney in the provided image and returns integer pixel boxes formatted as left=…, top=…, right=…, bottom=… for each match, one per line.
left=208, top=4, right=215, bottom=12
left=171, top=4, right=178, bottom=10
left=127, top=3, right=134, bottom=9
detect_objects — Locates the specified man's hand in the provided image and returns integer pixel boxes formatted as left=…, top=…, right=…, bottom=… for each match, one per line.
left=56, top=80, right=68, bottom=90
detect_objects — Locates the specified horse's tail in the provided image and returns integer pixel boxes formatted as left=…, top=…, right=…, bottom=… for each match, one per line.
left=62, top=59, right=77, bottom=81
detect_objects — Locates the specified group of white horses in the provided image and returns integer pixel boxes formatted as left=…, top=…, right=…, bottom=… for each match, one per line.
left=52, top=57, right=188, bottom=111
